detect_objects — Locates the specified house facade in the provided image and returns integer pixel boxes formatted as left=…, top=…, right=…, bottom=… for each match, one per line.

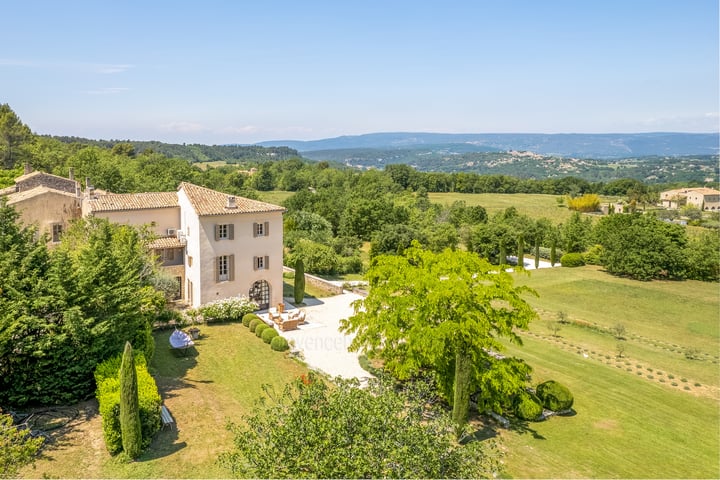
left=660, top=187, right=720, bottom=211
left=2, top=168, right=285, bottom=309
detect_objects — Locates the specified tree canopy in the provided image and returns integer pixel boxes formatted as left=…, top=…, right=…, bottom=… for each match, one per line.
left=341, top=244, right=537, bottom=430
left=219, top=373, right=500, bottom=479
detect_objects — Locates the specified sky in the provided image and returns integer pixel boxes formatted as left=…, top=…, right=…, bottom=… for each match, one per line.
left=2, top=0, right=718, bottom=144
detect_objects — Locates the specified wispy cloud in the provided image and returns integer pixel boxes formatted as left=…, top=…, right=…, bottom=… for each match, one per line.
left=217, top=125, right=259, bottom=135
left=0, top=58, right=134, bottom=74
left=160, top=121, right=210, bottom=133
left=86, top=87, right=130, bottom=95
left=95, top=64, right=134, bottom=74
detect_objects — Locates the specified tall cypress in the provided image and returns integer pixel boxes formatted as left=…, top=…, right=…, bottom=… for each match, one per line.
left=120, top=341, right=142, bottom=459
left=294, top=258, right=305, bottom=305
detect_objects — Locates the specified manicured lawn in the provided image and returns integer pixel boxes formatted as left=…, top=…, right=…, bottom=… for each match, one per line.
left=22, top=324, right=307, bottom=479
left=497, top=265, right=720, bottom=478
left=500, top=336, right=719, bottom=479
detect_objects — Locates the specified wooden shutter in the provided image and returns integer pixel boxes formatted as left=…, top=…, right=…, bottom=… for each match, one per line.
left=253, top=256, right=258, bottom=271
left=214, top=224, right=220, bottom=241
left=264, top=221, right=269, bottom=236
left=264, top=255, right=269, bottom=270
left=215, top=256, right=220, bottom=282
left=228, top=223, right=234, bottom=240
left=252, top=222, right=258, bottom=237
left=229, top=254, right=235, bottom=281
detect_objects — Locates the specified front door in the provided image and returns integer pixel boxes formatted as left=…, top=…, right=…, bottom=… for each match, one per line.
left=249, top=280, right=270, bottom=310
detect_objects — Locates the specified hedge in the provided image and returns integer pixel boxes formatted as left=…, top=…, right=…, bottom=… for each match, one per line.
left=536, top=380, right=574, bottom=411
left=560, top=252, right=585, bottom=267
left=270, top=336, right=289, bottom=352
left=514, top=391, right=544, bottom=421
left=262, top=328, right=279, bottom=344
left=242, top=313, right=259, bottom=327
left=94, top=353, right=162, bottom=455
left=255, top=323, right=270, bottom=338
left=249, top=318, right=262, bottom=333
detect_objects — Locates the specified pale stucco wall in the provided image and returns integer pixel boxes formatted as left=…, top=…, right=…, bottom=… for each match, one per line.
left=8, top=192, right=82, bottom=243
left=91, top=207, right=181, bottom=237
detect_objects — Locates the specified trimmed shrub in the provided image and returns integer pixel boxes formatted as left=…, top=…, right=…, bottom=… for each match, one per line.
left=242, top=313, right=259, bottom=327
left=255, top=323, right=270, bottom=338
left=560, top=252, right=585, bottom=267
left=583, top=244, right=603, bottom=265
left=270, top=336, right=289, bottom=352
left=514, top=391, right=543, bottom=421
left=95, top=353, right=161, bottom=455
left=262, top=328, right=279, bottom=344
left=249, top=318, right=262, bottom=333
left=198, top=296, right=258, bottom=323
left=536, top=380, right=574, bottom=411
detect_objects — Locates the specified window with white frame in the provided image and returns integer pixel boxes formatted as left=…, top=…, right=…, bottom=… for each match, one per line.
left=216, top=254, right=234, bottom=282
left=253, top=222, right=270, bottom=237
left=253, top=255, right=270, bottom=270
left=214, top=223, right=234, bottom=241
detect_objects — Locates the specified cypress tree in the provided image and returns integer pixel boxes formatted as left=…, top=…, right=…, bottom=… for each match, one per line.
left=516, top=236, right=524, bottom=268
left=120, top=341, right=142, bottom=459
left=293, top=258, right=305, bottom=305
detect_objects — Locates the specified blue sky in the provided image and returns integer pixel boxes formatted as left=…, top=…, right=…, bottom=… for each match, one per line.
left=2, top=0, right=718, bottom=144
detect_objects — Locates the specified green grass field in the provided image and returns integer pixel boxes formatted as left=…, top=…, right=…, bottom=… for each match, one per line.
left=428, top=192, right=607, bottom=224
left=22, top=324, right=307, bottom=479
left=498, top=265, right=720, bottom=478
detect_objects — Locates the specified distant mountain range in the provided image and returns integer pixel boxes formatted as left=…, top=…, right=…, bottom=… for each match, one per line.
left=257, top=132, right=719, bottom=159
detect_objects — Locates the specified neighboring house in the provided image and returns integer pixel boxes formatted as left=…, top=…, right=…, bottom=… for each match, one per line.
left=0, top=167, right=82, bottom=244
left=660, top=187, right=720, bottom=211
left=2, top=168, right=286, bottom=309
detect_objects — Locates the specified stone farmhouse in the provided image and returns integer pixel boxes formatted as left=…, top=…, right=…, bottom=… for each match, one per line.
left=660, top=187, right=720, bottom=211
left=1, top=167, right=285, bottom=309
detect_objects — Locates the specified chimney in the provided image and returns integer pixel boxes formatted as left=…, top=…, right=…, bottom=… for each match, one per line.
left=226, top=195, right=237, bottom=209
left=23, top=163, right=32, bottom=175
left=68, top=168, right=75, bottom=181
left=85, top=177, right=91, bottom=189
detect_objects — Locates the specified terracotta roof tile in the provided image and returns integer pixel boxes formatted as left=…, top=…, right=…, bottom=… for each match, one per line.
left=148, top=236, right=185, bottom=249
left=87, top=192, right=178, bottom=212
left=6, top=186, right=80, bottom=204
left=179, top=182, right=285, bottom=216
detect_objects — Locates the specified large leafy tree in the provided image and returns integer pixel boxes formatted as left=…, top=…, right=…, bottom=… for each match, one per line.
left=593, top=213, right=687, bottom=280
left=341, top=244, right=537, bottom=432
left=220, top=373, right=500, bottom=479
left=0, top=104, right=33, bottom=169
left=0, top=207, right=165, bottom=406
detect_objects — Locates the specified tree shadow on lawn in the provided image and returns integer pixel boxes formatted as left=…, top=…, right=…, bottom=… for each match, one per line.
left=139, top=424, right=187, bottom=461
left=508, top=418, right=547, bottom=440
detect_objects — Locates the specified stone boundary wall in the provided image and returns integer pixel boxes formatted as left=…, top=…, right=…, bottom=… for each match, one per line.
left=282, top=266, right=344, bottom=295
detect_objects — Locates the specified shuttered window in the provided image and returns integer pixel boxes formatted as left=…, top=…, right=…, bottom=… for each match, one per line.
left=214, top=223, right=234, bottom=241
left=253, top=255, right=270, bottom=270
left=253, top=222, right=270, bottom=237
left=215, top=254, right=235, bottom=282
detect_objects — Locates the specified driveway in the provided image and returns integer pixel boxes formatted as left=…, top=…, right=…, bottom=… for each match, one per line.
left=275, top=292, right=372, bottom=381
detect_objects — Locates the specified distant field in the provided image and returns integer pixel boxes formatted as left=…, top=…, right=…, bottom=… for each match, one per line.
left=499, top=265, right=720, bottom=478
left=429, top=192, right=597, bottom=224
left=257, top=190, right=293, bottom=205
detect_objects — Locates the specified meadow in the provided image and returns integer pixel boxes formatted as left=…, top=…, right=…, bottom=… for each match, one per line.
left=501, top=265, right=719, bottom=478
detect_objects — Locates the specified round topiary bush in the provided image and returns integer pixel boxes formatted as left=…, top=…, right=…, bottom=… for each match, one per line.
left=262, top=328, right=279, bottom=344
left=536, top=380, right=574, bottom=411
left=270, top=336, right=289, bottom=352
left=242, top=313, right=259, bottom=327
left=255, top=323, right=270, bottom=338
left=560, top=253, right=585, bottom=267
left=514, top=391, right=544, bottom=421
left=249, top=318, right=261, bottom=333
